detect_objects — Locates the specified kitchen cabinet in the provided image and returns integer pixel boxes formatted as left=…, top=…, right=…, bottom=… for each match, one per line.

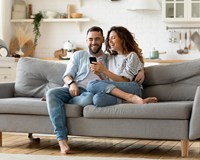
left=162, top=0, right=200, bottom=22
left=0, top=58, right=17, bottom=82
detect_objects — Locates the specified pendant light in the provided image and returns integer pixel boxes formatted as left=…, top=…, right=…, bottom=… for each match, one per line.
left=128, top=0, right=161, bottom=11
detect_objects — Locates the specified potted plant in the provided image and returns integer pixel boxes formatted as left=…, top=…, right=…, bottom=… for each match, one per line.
left=32, top=12, right=44, bottom=47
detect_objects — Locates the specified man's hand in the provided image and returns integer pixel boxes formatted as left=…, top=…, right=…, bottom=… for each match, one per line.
left=134, top=69, right=145, bottom=84
left=69, top=83, right=79, bottom=97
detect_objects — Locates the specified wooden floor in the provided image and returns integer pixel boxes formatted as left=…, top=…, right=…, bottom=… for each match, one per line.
left=0, top=132, right=200, bottom=159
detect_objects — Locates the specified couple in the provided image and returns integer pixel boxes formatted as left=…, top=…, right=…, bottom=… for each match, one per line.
left=46, top=26, right=157, bottom=154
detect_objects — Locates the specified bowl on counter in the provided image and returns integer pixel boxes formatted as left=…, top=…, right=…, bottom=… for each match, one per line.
left=44, top=11, right=58, bottom=18
left=70, top=13, right=83, bottom=18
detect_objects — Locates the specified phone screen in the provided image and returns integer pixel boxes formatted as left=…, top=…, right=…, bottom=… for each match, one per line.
left=89, top=57, right=97, bottom=64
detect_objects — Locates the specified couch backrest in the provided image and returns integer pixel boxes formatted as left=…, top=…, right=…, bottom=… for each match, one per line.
left=15, top=57, right=66, bottom=98
left=143, top=58, right=200, bottom=101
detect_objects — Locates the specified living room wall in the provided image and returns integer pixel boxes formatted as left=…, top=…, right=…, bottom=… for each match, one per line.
left=4, top=0, right=200, bottom=60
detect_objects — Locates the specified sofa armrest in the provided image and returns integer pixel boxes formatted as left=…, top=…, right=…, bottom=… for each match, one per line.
left=0, top=82, right=15, bottom=98
left=189, top=86, right=200, bottom=140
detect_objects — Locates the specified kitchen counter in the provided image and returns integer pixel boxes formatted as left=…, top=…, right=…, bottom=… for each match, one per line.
left=144, top=59, right=185, bottom=63
left=43, top=57, right=186, bottom=63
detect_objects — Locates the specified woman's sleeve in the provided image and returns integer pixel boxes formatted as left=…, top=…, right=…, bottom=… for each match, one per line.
left=121, top=52, right=143, bottom=81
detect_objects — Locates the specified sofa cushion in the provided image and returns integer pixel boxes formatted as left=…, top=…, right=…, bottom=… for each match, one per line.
left=15, top=57, right=66, bottom=98
left=0, top=97, right=82, bottom=118
left=143, top=59, right=200, bottom=101
left=83, top=101, right=193, bottom=119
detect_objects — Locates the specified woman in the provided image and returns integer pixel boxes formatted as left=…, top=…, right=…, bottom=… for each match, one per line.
left=87, top=26, right=157, bottom=107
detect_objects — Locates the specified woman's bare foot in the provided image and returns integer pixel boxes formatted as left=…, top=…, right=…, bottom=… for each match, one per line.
left=143, top=97, right=158, bottom=103
left=126, top=94, right=157, bottom=104
left=58, top=140, right=70, bottom=154
left=127, top=94, right=144, bottom=104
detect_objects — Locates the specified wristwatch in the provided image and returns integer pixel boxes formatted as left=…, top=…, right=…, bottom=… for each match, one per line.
left=68, top=80, right=75, bottom=87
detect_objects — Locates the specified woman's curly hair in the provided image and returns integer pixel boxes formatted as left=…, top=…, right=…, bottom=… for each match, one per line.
left=105, top=26, right=144, bottom=64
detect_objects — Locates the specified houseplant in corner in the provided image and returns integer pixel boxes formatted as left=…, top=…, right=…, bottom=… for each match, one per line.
left=32, top=12, right=44, bottom=47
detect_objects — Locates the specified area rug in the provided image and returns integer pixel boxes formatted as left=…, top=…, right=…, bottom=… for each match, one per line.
left=0, top=154, right=153, bottom=160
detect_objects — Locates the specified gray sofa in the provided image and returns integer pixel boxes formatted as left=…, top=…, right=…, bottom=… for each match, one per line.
left=1, top=57, right=200, bottom=157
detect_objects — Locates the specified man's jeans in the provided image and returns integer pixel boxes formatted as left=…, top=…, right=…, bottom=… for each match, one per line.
left=87, top=80, right=142, bottom=107
left=46, top=87, right=93, bottom=141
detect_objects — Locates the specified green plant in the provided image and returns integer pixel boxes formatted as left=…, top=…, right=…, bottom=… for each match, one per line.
left=32, top=12, right=44, bottom=47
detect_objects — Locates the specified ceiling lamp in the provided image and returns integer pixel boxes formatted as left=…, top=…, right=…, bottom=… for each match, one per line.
left=128, top=0, right=161, bottom=11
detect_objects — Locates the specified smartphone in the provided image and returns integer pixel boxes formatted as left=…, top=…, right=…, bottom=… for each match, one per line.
left=89, top=57, right=97, bottom=64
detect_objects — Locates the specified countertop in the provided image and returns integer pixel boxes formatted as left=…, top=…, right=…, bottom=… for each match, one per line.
left=144, top=59, right=185, bottom=63
left=10, top=57, right=187, bottom=64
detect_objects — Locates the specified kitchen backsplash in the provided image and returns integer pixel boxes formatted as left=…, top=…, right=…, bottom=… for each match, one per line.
left=5, top=0, right=200, bottom=59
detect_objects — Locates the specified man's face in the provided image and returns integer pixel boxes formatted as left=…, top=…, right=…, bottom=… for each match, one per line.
left=86, top=31, right=104, bottom=54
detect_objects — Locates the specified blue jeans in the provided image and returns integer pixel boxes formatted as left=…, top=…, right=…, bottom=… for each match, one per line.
left=87, top=80, right=142, bottom=107
left=46, top=87, right=93, bottom=141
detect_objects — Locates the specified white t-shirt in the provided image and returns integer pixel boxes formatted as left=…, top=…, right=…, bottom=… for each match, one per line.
left=107, top=52, right=143, bottom=81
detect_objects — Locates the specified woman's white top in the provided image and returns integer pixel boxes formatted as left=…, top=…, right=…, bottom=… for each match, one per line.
left=107, top=52, right=143, bottom=81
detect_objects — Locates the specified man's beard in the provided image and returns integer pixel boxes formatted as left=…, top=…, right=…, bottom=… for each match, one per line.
left=89, top=44, right=102, bottom=55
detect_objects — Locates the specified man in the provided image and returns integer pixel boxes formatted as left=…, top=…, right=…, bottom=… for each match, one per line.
left=46, top=26, right=107, bottom=154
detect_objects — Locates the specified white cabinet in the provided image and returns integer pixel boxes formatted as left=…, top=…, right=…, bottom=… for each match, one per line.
left=188, top=0, right=200, bottom=20
left=0, top=58, right=17, bottom=82
left=162, top=0, right=200, bottom=22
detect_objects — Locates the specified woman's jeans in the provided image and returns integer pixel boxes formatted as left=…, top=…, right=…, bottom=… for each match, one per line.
left=87, top=80, right=142, bottom=107
left=46, top=87, right=93, bottom=141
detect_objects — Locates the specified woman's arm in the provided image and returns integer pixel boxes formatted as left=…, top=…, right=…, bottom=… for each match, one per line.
left=134, top=68, right=145, bottom=84
left=90, top=62, right=129, bottom=82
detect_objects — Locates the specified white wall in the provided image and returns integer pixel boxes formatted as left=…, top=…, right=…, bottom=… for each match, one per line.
left=1, top=0, right=13, bottom=45
left=0, top=0, right=2, bottom=39
left=7, top=0, right=200, bottom=59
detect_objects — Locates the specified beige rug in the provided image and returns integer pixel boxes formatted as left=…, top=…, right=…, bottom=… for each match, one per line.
left=0, top=154, right=153, bottom=160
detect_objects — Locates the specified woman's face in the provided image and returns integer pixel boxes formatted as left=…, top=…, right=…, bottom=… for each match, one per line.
left=108, top=31, right=123, bottom=53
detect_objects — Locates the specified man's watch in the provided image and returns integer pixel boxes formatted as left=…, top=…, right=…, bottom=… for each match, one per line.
left=68, top=80, right=75, bottom=87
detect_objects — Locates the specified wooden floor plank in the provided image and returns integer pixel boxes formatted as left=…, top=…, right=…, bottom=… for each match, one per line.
left=143, top=140, right=179, bottom=159
left=1, top=133, right=200, bottom=159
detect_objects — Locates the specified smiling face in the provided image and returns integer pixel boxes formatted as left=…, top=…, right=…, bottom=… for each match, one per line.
left=86, top=31, right=104, bottom=55
left=108, top=31, right=123, bottom=54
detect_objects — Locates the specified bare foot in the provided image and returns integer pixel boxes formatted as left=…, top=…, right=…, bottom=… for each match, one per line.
left=58, top=140, right=70, bottom=154
left=40, top=97, right=46, bottom=101
left=127, top=94, right=144, bottom=104
left=143, top=97, right=158, bottom=103
left=126, top=95, right=157, bottom=104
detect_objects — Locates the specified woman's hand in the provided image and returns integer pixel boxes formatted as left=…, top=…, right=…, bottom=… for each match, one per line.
left=134, top=68, right=145, bottom=84
left=90, top=62, right=106, bottom=74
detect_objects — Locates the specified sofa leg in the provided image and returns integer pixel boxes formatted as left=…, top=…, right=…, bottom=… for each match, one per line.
left=0, top=132, right=2, bottom=147
left=28, top=133, right=40, bottom=143
left=181, top=140, right=189, bottom=157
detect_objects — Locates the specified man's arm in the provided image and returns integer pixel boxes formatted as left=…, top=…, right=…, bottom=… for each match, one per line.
left=63, top=76, right=79, bottom=97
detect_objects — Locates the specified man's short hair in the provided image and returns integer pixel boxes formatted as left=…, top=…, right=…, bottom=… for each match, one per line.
left=87, top=26, right=103, bottom=36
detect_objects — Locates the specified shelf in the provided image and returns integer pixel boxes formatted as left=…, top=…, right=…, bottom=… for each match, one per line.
left=10, top=18, right=90, bottom=23
left=10, top=18, right=90, bottom=31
